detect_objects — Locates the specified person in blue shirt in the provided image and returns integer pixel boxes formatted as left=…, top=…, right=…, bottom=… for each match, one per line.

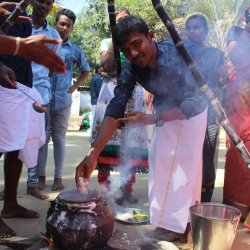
left=37, top=8, right=90, bottom=191
left=76, top=16, right=210, bottom=242
left=26, top=0, right=60, bottom=200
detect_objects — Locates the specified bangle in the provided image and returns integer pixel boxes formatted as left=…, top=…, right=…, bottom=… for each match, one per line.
left=13, top=37, right=21, bottom=56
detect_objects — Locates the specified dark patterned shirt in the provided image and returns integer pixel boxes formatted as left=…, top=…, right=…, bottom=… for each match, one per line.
left=0, top=0, right=32, bottom=87
left=105, top=40, right=209, bottom=119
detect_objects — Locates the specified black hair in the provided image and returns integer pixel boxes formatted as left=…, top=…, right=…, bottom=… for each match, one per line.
left=115, top=7, right=130, bottom=17
left=56, top=8, right=76, bottom=24
left=95, top=66, right=100, bottom=73
left=186, top=14, right=208, bottom=33
left=112, top=15, right=149, bottom=47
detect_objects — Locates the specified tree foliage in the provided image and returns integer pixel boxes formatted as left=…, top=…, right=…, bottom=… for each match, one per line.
left=72, top=0, right=191, bottom=68
left=70, top=0, right=110, bottom=69
left=63, top=0, right=250, bottom=81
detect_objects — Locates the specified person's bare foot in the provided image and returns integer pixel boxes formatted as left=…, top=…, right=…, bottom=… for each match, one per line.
left=37, top=176, right=46, bottom=190
left=0, top=218, right=16, bottom=238
left=27, top=186, right=49, bottom=200
left=1, top=204, right=39, bottom=218
left=51, top=178, right=64, bottom=191
left=0, top=189, right=5, bottom=201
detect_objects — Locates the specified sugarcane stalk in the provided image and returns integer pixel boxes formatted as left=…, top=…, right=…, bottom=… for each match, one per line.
left=151, top=0, right=250, bottom=167
left=106, top=1, right=129, bottom=167
left=107, top=0, right=121, bottom=76
left=0, top=0, right=31, bottom=34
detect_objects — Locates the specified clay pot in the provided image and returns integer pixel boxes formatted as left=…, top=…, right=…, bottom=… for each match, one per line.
left=46, top=189, right=114, bottom=250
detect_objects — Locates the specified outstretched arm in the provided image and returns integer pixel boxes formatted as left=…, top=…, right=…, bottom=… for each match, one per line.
left=117, top=107, right=185, bottom=128
left=0, top=34, right=66, bottom=73
left=75, top=116, right=118, bottom=182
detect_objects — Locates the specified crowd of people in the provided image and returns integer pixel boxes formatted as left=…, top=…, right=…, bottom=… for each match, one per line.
left=0, top=0, right=89, bottom=238
left=0, top=0, right=250, bottom=245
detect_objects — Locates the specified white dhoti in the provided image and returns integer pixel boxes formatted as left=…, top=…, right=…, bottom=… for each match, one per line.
left=149, top=108, right=207, bottom=233
left=0, top=83, right=45, bottom=167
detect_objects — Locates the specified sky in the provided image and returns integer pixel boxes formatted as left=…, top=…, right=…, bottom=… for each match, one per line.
left=57, top=0, right=86, bottom=14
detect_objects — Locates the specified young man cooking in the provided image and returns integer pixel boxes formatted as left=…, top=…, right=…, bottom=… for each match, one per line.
left=75, top=15, right=215, bottom=242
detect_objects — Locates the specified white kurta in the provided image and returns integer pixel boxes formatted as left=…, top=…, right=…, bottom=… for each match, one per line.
left=149, top=108, right=207, bottom=233
left=91, top=77, right=148, bottom=152
left=0, top=82, right=45, bottom=167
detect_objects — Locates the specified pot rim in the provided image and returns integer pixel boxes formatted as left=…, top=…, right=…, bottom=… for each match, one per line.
left=58, top=189, right=101, bottom=204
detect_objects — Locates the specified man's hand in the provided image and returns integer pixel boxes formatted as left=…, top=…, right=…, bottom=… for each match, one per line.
left=0, top=62, right=16, bottom=88
left=75, top=116, right=118, bottom=187
left=0, top=2, right=31, bottom=23
left=67, top=85, right=77, bottom=94
left=117, top=111, right=155, bottom=128
left=18, top=35, right=66, bottom=74
left=68, top=71, right=89, bottom=94
left=75, top=151, right=97, bottom=186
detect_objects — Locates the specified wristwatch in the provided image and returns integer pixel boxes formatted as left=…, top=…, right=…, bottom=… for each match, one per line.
left=155, top=113, right=164, bottom=127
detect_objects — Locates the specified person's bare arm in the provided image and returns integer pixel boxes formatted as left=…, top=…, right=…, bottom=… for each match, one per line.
left=75, top=116, right=118, bottom=182
left=117, top=107, right=185, bottom=128
left=0, top=34, right=66, bottom=73
left=68, top=71, right=90, bottom=94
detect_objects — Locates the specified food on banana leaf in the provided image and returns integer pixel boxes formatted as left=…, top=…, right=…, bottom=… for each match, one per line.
left=132, top=210, right=148, bottom=222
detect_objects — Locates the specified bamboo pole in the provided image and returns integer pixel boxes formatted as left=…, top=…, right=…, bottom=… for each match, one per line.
left=107, top=0, right=121, bottom=76
left=151, top=0, right=250, bottom=167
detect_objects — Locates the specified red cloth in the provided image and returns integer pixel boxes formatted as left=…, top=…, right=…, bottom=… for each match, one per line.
left=223, top=79, right=250, bottom=206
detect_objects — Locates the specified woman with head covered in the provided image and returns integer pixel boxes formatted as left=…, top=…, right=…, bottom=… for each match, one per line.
left=185, top=14, right=225, bottom=202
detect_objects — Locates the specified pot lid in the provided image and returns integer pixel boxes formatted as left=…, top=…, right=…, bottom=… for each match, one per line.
left=58, top=189, right=100, bottom=203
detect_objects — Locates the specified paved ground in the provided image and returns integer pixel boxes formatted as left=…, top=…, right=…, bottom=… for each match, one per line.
left=0, top=123, right=250, bottom=249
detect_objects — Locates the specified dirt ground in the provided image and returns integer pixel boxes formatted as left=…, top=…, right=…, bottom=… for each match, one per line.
left=0, top=125, right=249, bottom=250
